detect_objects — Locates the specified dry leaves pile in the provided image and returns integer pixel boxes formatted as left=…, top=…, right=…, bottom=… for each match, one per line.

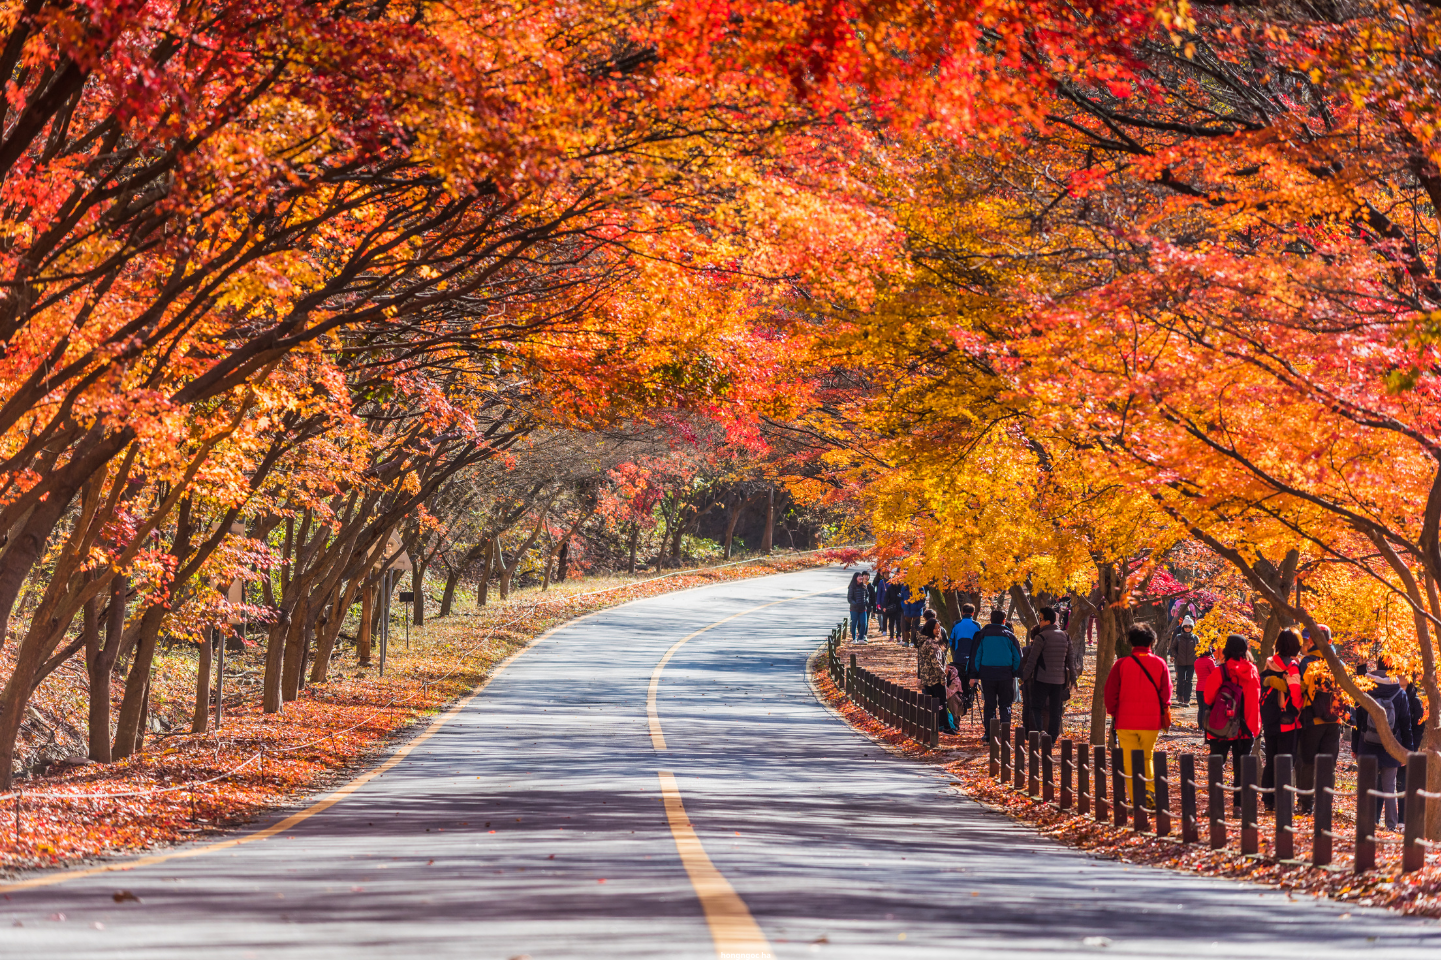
left=0, top=553, right=827, bottom=876
left=812, top=637, right=1441, bottom=919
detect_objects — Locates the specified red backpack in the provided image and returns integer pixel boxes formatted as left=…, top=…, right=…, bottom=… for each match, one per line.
left=1205, top=668, right=1245, bottom=739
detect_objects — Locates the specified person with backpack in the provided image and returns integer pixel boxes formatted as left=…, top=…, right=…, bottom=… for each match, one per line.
left=1259, top=628, right=1304, bottom=812
left=884, top=581, right=905, bottom=640
left=1351, top=656, right=1414, bottom=831
left=847, top=571, right=874, bottom=643
left=1201, top=634, right=1262, bottom=812
left=1103, top=623, right=1172, bottom=807
left=1298, top=624, right=1347, bottom=814
left=1171, top=617, right=1198, bottom=706
left=1193, top=641, right=1219, bottom=731
left=900, top=587, right=925, bottom=646
left=1021, top=606, right=1073, bottom=739
left=949, top=603, right=982, bottom=675
left=972, top=608, right=1022, bottom=735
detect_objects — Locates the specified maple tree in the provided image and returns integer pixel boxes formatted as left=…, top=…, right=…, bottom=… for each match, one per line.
left=782, top=0, right=1441, bottom=835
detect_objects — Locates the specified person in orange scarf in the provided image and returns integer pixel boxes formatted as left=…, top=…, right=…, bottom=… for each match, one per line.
left=1259, top=629, right=1304, bottom=812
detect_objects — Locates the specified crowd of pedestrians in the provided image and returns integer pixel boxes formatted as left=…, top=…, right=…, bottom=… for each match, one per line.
left=844, top=569, right=1430, bottom=829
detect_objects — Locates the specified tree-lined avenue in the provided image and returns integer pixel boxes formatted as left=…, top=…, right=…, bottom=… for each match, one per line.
left=3, top=568, right=1438, bottom=958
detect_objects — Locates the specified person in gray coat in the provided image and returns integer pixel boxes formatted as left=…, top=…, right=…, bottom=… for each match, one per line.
left=1022, top=606, right=1073, bottom=739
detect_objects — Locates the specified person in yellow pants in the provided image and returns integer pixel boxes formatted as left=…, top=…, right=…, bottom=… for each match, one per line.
left=1103, top=624, right=1173, bottom=806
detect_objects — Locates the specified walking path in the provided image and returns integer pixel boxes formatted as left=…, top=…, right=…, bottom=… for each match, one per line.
left=3, top=567, right=1438, bottom=957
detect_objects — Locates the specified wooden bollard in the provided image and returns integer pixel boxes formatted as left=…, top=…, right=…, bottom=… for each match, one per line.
left=1240, top=753, right=1259, bottom=856
left=1111, top=747, right=1127, bottom=828
left=1404, top=753, right=1428, bottom=873
left=1041, top=734, right=1054, bottom=804
left=989, top=719, right=1001, bottom=778
left=1179, top=753, right=1198, bottom=843
left=1000, top=722, right=1012, bottom=783
left=1274, top=753, right=1294, bottom=861
left=1028, top=731, right=1041, bottom=797
left=1093, top=745, right=1108, bottom=822
left=1355, top=753, right=1377, bottom=873
left=1154, top=751, right=1170, bottom=837
left=928, top=695, right=940, bottom=749
left=1013, top=726, right=1025, bottom=790
left=1313, top=753, right=1335, bottom=867
left=1131, top=749, right=1149, bottom=833
left=848, top=654, right=857, bottom=697
left=1059, top=738, right=1073, bottom=810
left=1208, top=753, right=1227, bottom=850
left=1076, top=741, right=1090, bottom=815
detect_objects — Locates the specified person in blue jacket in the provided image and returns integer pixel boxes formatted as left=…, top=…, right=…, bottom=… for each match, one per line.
left=949, top=603, right=982, bottom=673
left=900, top=588, right=926, bottom=646
left=971, top=608, right=1022, bottom=734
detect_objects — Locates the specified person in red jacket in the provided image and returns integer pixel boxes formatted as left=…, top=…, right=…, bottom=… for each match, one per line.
left=1193, top=642, right=1219, bottom=731
left=1104, top=623, right=1173, bottom=807
left=1201, top=633, right=1262, bottom=812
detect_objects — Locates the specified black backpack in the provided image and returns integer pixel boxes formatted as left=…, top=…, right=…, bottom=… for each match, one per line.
left=1361, top=691, right=1397, bottom=745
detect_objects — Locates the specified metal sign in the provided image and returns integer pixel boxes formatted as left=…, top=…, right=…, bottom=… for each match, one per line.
left=386, top=532, right=413, bottom=573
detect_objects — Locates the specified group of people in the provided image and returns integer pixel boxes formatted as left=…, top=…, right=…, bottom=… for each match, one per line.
left=849, top=572, right=1077, bottom=740
left=847, top=569, right=925, bottom=644
left=847, top=570, right=1428, bottom=830
left=1109, top=622, right=1425, bottom=827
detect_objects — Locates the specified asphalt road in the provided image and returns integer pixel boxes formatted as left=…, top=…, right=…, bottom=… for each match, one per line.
left=4, top=566, right=1440, bottom=958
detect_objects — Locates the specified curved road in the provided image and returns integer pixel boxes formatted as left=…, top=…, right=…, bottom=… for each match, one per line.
left=4, top=567, right=1439, bottom=958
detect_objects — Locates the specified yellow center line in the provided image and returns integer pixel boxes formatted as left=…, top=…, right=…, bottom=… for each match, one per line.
left=646, top=591, right=824, bottom=751
left=658, top=771, right=773, bottom=960
left=648, top=589, right=828, bottom=960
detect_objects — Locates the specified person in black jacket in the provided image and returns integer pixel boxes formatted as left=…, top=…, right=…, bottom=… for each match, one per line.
left=847, top=571, right=875, bottom=643
left=1351, top=657, right=1414, bottom=830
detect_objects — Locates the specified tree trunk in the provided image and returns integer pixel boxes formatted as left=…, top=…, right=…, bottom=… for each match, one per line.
left=1088, top=563, right=1129, bottom=746
left=262, top=612, right=289, bottom=713
left=191, top=634, right=212, bottom=734
left=925, top=588, right=961, bottom=632
left=311, top=576, right=360, bottom=684
left=1253, top=549, right=1300, bottom=665
left=628, top=523, right=639, bottom=574
left=411, top=563, right=426, bottom=627
left=358, top=583, right=374, bottom=665
left=669, top=517, right=686, bottom=564
left=501, top=506, right=551, bottom=597
left=280, top=597, right=309, bottom=703
left=440, top=566, right=461, bottom=617
left=556, top=540, right=571, bottom=583
left=761, top=487, right=774, bottom=555
left=723, top=500, right=744, bottom=559
left=478, top=538, right=497, bottom=608
left=1008, top=584, right=1040, bottom=635
left=113, top=606, right=165, bottom=759
left=84, top=574, right=126, bottom=763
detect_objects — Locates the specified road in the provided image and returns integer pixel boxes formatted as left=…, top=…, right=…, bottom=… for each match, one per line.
left=3, top=566, right=1439, bottom=958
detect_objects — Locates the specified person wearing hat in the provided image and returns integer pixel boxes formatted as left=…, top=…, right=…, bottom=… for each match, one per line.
left=1297, top=624, right=1348, bottom=814
left=1171, top=616, right=1199, bottom=706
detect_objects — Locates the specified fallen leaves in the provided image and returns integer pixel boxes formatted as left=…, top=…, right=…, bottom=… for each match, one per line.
left=811, top=638, right=1441, bottom=919
left=0, top=555, right=826, bottom=876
